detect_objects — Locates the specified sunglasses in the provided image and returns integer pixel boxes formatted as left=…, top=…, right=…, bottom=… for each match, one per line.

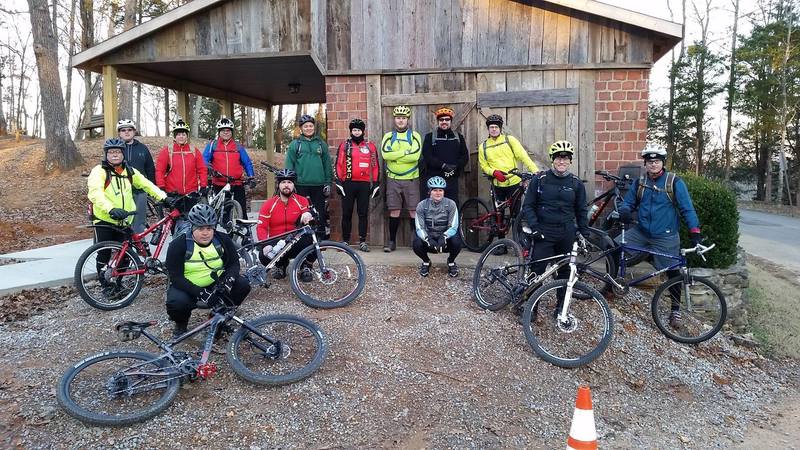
left=438, top=117, right=452, bottom=122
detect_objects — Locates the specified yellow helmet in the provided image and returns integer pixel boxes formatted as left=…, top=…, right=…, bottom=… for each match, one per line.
left=392, top=106, right=411, bottom=118
left=548, top=140, right=575, bottom=160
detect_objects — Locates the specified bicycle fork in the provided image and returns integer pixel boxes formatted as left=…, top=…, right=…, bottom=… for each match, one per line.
left=557, top=243, right=580, bottom=323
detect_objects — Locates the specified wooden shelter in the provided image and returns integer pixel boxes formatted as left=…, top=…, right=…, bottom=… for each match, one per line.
left=72, top=0, right=681, bottom=246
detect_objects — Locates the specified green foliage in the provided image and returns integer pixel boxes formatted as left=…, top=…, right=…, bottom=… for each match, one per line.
left=678, top=174, right=739, bottom=268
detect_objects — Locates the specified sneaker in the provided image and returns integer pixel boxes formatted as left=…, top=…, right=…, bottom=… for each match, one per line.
left=383, top=241, right=396, bottom=253
left=359, top=241, right=370, bottom=252
left=299, top=267, right=314, bottom=283
left=447, top=262, right=459, bottom=278
left=272, top=266, right=286, bottom=280
left=419, top=261, right=431, bottom=277
left=669, top=310, right=682, bottom=328
left=172, top=323, right=188, bottom=339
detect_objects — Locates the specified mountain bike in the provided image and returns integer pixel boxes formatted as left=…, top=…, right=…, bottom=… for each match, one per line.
left=472, top=236, right=614, bottom=368
left=586, top=170, right=646, bottom=266
left=460, top=169, right=534, bottom=252
left=203, top=169, right=254, bottom=234
left=230, top=220, right=366, bottom=309
left=57, top=282, right=327, bottom=426
left=74, top=194, right=193, bottom=311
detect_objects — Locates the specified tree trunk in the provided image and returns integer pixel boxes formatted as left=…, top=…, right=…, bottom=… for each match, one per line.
left=275, top=104, right=283, bottom=151
left=75, top=0, right=94, bottom=139
left=64, top=0, right=77, bottom=132
left=27, top=0, right=83, bottom=171
left=0, top=62, right=7, bottom=135
left=191, top=94, right=200, bottom=138
left=164, top=88, right=170, bottom=136
left=666, top=0, right=686, bottom=167
left=118, top=0, right=137, bottom=121
left=724, top=0, right=740, bottom=181
left=777, top=6, right=793, bottom=205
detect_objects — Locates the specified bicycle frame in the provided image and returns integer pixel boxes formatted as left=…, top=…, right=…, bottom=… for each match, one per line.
left=237, top=224, right=321, bottom=277
left=468, top=180, right=526, bottom=234
left=106, top=208, right=180, bottom=278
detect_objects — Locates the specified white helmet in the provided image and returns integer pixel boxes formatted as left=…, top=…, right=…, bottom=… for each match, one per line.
left=641, top=144, right=667, bottom=161
left=116, top=119, right=136, bottom=131
left=216, top=117, right=234, bottom=131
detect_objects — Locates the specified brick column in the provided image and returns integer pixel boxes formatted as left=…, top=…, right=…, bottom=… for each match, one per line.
left=324, top=76, right=368, bottom=242
left=594, top=69, right=649, bottom=172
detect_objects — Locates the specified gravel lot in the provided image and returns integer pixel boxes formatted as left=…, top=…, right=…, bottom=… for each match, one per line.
left=1, top=265, right=798, bottom=449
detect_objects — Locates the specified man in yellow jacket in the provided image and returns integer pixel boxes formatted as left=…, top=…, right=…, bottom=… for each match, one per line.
left=380, top=105, right=423, bottom=252
left=87, top=138, right=167, bottom=298
left=478, top=114, right=539, bottom=204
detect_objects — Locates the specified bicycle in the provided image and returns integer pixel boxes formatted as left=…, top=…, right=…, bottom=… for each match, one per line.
left=460, top=169, right=534, bottom=252
left=74, top=194, right=193, bottom=311
left=56, top=282, right=327, bottom=426
left=202, top=169, right=254, bottom=234
left=571, top=226, right=727, bottom=344
left=472, top=236, right=614, bottom=368
left=230, top=220, right=366, bottom=309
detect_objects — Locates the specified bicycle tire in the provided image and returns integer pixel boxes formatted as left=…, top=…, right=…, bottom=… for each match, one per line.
left=651, top=276, right=727, bottom=344
left=227, top=314, right=327, bottom=385
left=221, top=199, right=244, bottom=233
left=460, top=198, right=494, bottom=252
left=472, top=239, right=524, bottom=311
left=289, top=241, right=366, bottom=308
left=521, top=279, right=613, bottom=368
left=57, top=350, right=180, bottom=426
left=74, top=241, right=144, bottom=311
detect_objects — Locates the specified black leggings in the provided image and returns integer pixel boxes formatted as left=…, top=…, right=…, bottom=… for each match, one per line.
left=166, top=275, right=250, bottom=325
left=296, top=185, right=328, bottom=237
left=341, top=181, right=370, bottom=242
left=412, top=234, right=463, bottom=263
left=93, top=222, right=129, bottom=277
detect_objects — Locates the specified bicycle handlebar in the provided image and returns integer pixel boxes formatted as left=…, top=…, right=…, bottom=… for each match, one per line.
left=209, top=169, right=253, bottom=184
left=260, top=161, right=282, bottom=174
left=682, top=243, right=716, bottom=262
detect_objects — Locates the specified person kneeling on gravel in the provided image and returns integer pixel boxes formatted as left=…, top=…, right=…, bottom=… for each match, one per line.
left=413, top=176, right=462, bottom=277
left=165, top=203, right=250, bottom=338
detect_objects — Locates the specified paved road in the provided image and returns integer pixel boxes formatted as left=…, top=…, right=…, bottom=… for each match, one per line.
left=739, top=209, right=800, bottom=273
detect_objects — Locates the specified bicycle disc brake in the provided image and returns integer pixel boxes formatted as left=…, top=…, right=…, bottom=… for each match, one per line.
left=105, top=373, right=131, bottom=398
left=555, top=314, right=578, bottom=333
left=245, top=265, right=268, bottom=286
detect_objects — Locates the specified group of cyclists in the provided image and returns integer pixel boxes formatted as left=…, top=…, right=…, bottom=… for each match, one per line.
left=87, top=105, right=703, bottom=337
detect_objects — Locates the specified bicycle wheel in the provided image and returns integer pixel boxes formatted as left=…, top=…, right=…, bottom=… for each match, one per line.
left=221, top=199, right=243, bottom=233
left=57, top=350, right=180, bottom=426
left=227, top=314, right=328, bottom=385
left=521, top=279, right=613, bottom=368
left=74, top=241, right=144, bottom=311
left=289, top=241, right=366, bottom=308
left=460, top=198, right=494, bottom=252
left=473, top=239, right=525, bottom=311
left=651, top=276, right=727, bottom=344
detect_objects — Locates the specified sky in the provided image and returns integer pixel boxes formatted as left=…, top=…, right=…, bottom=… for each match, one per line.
left=0, top=0, right=759, bottom=138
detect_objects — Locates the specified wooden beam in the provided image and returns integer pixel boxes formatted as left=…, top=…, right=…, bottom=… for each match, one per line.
left=221, top=100, right=234, bottom=119
left=364, top=75, right=384, bottom=246
left=102, top=65, right=119, bottom=139
left=381, top=90, right=477, bottom=107
left=325, top=62, right=652, bottom=76
left=176, top=90, right=190, bottom=122
left=71, top=0, right=227, bottom=70
left=539, top=0, right=682, bottom=39
left=477, top=88, right=579, bottom=108
left=100, top=50, right=315, bottom=67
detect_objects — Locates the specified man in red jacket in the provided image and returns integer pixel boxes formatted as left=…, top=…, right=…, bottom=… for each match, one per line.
left=155, top=119, right=208, bottom=215
left=334, top=118, right=380, bottom=252
left=255, top=169, right=315, bottom=281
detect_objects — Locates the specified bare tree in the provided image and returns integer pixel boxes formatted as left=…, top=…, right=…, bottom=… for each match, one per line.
left=666, top=0, right=687, bottom=167
left=692, top=0, right=715, bottom=175
left=118, top=0, right=136, bottom=120
left=63, top=0, right=77, bottom=130
left=27, top=0, right=83, bottom=170
left=777, top=0, right=794, bottom=205
left=723, top=0, right=740, bottom=181
left=0, top=56, right=8, bottom=135
left=75, top=0, right=93, bottom=139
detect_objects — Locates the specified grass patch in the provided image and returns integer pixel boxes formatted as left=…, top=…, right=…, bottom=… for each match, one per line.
left=746, top=263, right=800, bottom=359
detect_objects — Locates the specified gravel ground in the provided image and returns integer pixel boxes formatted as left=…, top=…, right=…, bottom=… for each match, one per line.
left=1, top=265, right=798, bottom=449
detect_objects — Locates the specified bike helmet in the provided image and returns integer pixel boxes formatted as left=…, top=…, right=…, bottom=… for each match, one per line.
left=349, top=118, right=366, bottom=131
left=641, top=144, right=667, bottom=161
left=426, top=176, right=447, bottom=190
left=548, top=140, right=575, bottom=160
left=172, top=118, right=190, bottom=136
left=392, top=105, right=411, bottom=118
left=187, top=203, right=218, bottom=228
left=216, top=117, right=234, bottom=131
left=299, top=114, right=315, bottom=126
left=103, top=138, right=126, bottom=158
left=434, top=107, right=455, bottom=119
left=275, top=168, right=297, bottom=183
left=116, top=118, right=136, bottom=131
left=485, top=114, right=504, bottom=128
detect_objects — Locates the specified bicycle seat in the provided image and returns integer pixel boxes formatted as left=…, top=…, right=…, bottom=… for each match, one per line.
left=235, top=218, right=259, bottom=225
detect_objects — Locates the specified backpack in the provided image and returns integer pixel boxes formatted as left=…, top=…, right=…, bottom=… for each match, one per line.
left=87, top=165, right=135, bottom=221
left=482, top=134, right=510, bottom=161
left=181, top=231, right=224, bottom=261
left=635, top=172, right=678, bottom=207
left=382, top=130, right=422, bottom=177
left=431, top=130, right=462, bottom=147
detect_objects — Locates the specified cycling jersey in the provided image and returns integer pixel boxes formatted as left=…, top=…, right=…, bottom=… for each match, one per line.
left=256, top=193, right=311, bottom=240
left=285, top=136, right=333, bottom=186
left=381, top=129, right=422, bottom=180
left=202, top=139, right=254, bottom=186
left=478, top=134, right=539, bottom=187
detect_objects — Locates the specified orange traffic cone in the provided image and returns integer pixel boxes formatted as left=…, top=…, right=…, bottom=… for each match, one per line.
left=566, top=385, right=598, bottom=450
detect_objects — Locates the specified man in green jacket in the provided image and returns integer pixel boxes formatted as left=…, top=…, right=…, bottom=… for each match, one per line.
left=285, top=114, right=333, bottom=237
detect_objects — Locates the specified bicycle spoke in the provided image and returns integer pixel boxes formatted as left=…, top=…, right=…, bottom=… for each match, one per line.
left=652, top=277, right=726, bottom=343
left=76, top=242, right=143, bottom=310
left=473, top=239, right=524, bottom=311
left=292, top=245, right=362, bottom=306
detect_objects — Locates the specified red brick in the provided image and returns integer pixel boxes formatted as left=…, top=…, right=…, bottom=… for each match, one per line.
left=605, top=160, right=621, bottom=170
left=620, top=142, right=632, bottom=151
left=638, top=131, right=647, bottom=141
left=598, top=91, right=611, bottom=101
left=634, top=120, right=647, bottom=131
left=359, top=92, right=367, bottom=101
left=639, top=90, right=649, bottom=100
left=596, top=151, right=609, bottom=161
left=612, top=91, right=626, bottom=100
left=597, top=112, right=610, bottom=121
left=607, top=81, right=621, bottom=90
left=334, top=84, right=346, bottom=93
left=628, top=71, right=642, bottom=80
left=345, top=84, right=356, bottom=93
left=639, top=111, right=648, bottom=120
left=605, top=121, right=620, bottom=131
left=614, top=71, right=627, bottom=80
left=611, top=112, right=625, bottom=121
left=621, top=102, right=634, bottom=111
left=609, top=151, right=622, bottom=160
left=621, top=81, right=635, bottom=90
left=636, top=81, right=647, bottom=90
left=626, top=91, right=640, bottom=100
left=604, top=143, right=619, bottom=151
left=338, top=111, right=349, bottom=120
left=345, top=102, right=356, bottom=111
left=595, top=142, right=604, bottom=152
left=327, top=103, right=338, bottom=112
left=606, top=102, right=620, bottom=112
left=620, top=121, right=633, bottom=131
left=595, top=122, right=605, bottom=131
left=595, top=81, right=608, bottom=90
left=596, top=103, right=606, bottom=111
left=625, top=132, right=638, bottom=141
left=626, top=111, right=638, bottom=120
left=598, top=72, right=613, bottom=81
left=635, top=101, right=648, bottom=111
left=611, top=132, right=625, bottom=141
left=596, top=132, right=610, bottom=142
left=346, top=93, right=359, bottom=102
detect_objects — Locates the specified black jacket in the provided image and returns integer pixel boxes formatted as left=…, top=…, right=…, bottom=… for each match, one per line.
left=123, top=139, right=156, bottom=192
left=165, top=231, right=240, bottom=297
left=521, top=169, right=589, bottom=233
left=421, top=129, right=469, bottom=179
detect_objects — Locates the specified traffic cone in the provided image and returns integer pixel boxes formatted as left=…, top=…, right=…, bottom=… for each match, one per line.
left=566, top=385, right=598, bottom=450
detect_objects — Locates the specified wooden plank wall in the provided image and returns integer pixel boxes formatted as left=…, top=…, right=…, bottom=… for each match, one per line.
left=326, top=0, right=654, bottom=72
left=105, top=0, right=314, bottom=62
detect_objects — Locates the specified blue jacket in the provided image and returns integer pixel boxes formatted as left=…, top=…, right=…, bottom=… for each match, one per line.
left=619, top=170, right=700, bottom=238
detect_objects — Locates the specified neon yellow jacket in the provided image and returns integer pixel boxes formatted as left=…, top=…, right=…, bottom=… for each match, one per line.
left=381, top=129, right=423, bottom=180
left=88, top=163, right=167, bottom=224
left=478, top=134, right=539, bottom=187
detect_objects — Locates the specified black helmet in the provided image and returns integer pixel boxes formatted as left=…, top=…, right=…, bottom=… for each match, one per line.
left=187, top=203, right=218, bottom=228
left=299, top=114, right=315, bottom=126
left=485, top=114, right=504, bottom=128
left=349, top=118, right=366, bottom=131
left=103, top=138, right=126, bottom=161
left=275, top=168, right=297, bottom=183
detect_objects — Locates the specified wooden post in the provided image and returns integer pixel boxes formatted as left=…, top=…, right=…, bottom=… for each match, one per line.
left=365, top=75, right=384, bottom=246
left=102, top=65, right=119, bottom=139
left=221, top=99, right=234, bottom=119
left=176, top=90, right=190, bottom=123
left=264, top=103, right=275, bottom=195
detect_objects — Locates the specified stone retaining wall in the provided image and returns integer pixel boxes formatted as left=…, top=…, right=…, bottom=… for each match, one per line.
left=689, top=247, right=750, bottom=332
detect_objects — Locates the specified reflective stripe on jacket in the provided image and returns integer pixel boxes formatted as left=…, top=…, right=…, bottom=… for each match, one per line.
left=87, top=163, right=166, bottom=225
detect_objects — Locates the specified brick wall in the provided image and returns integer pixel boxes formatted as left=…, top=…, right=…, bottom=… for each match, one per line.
left=324, top=76, right=369, bottom=242
left=594, top=69, right=649, bottom=172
